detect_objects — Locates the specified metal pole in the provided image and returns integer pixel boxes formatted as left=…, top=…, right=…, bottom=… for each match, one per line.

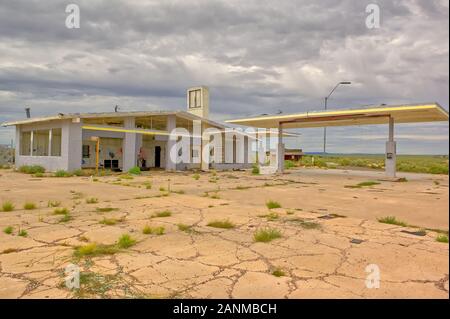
left=95, top=138, right=100, bottom=176
left=323, top=97, right=328, bottom=154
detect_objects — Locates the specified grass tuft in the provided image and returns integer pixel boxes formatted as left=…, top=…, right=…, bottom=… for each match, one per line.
left=59, top=213, right=72, bottom=223
left=193, top=174, right=200, bottom=180
left=18, top=229, right=27, bottom=237
left=54, top=170, right=72, bottom=177
left=345, top=181, right=381, bottom=188
left=151, top=210, right=172, bottom=218
left=377, top=216, right=408, bottom=227
left=54, top=208, right=69, bottom=215
left=142, top=225, right=165, bottom=235
left=272, top=269, right=286, bottom=277
left=128, top=166, right=141, bottom=175
left=95, top=207, right=118, bottom=213
left=177, top=223, right=194, bottom=233
left=86, top=197, right=99, bottom=204
left=436, top=234, right=449, bottom=243
left=99, top=218, right=121, bottom=225
left=207, top=219, right=235, bottom=229
left=48, top=200, right=61, bottom=207
left=18, top=165, right=45, bottom=174
left=253, top=227, right=282, bottom=242
left=117, top=234, right=137, bottom=249
left=23, top=202, right=37, bottom=210
left=74, top=243, right=119, bottom=258
left=266, top=200, right=281, bottom=209
left=2, top=201, right=14, bottom=212
left=3, top=226, right=13, bottom=235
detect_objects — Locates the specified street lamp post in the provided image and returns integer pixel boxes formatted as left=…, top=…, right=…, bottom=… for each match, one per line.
left=323, top=81, right=351, bottom=154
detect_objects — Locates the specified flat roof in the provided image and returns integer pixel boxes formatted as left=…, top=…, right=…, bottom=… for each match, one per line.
left=2, top=110, right=226, bottom=129
left=225, top=103, right=449, bottom=129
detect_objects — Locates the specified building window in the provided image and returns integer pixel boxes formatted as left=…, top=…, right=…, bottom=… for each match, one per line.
left=32, top=130, right=49, bottom=156
left=20, top=131, right=31, bottom=155
left=82, top=145, right=90, bottom=158
left=51, top=128, right=62, bottom=156
left=189, top=89, right=202, bottom=108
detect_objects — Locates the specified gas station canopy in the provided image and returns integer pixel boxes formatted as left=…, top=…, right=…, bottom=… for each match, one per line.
left=225, top=103, right=449, bottom=129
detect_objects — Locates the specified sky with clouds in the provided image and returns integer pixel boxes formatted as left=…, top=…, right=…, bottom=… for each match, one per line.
left=0, top=0, right=448, bottom=154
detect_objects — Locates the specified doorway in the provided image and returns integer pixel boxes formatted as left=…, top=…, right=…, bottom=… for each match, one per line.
left=155, top=146, right=161, bottom=168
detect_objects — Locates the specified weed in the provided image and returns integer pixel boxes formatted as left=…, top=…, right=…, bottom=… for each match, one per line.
left=345, top=181, right=381, bottom=188
left=377, top=216, right=408, bottom=227
left=18, top=229, right=27, bottom=237
left=207, top=219, right=235, bottom=229
left=54, top=208, right=69, bottom=215
left=128, top=166, right=141, bottom=175
left=259, top=212, right=279, bottom=221
left=99, top=218, right=121, bottom=225
left=86, top=198, right=99, bottom=204
left=177, top=223, right=194, bottom=233
left=48, top=200, right=61, bottom=207
left=95, top=207, right=118, bottom=213
left=151, top=210, right=172, bottom=218
left=54, top=170, right=72, bottom=177
left=74, top=243, right=119, bottom=258
left=18, top=165, right=45, bottom=174
left=159, top=187, right=166, bottom=192
left=3, top=226, right=13, bottom=235
left=193, top=174, right=200, bottom=180
left=266, top=200, right=281, bottom=209
left=2, top=201, right=14, bottom=212
left=272, top=269, right=286, bottom=277
left=142, top=225, right=165, bottom=235
left=251, top=165, right=260, bottom=175
left=254, top=228, right=282, bottom=242
left=436, top=234, right=449, bottom=243
left=59, top=214, right=72, bottom=223
left=23, top=202, right=37, bottom=210
left=117, top=234, right=136, bottom=249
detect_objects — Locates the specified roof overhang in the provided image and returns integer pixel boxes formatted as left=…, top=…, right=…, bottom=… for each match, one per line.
left=225, top=103, right=449, bottom=129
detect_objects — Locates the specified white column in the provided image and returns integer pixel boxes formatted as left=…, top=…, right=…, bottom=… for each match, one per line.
left=277, top=123, right=285, bottom=173
left=123, top=117, right=137, bottom=171
left=30, top=130, right=34, bottom=156
left=385, top=117, right=397, bottom=178
left=48, top=129, right=52, bottom=156
left=165, top=115, right=177, bottom=171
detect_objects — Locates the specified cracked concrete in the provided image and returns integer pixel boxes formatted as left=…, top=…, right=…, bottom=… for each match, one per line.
left=0, top=168, right=448, bottom=298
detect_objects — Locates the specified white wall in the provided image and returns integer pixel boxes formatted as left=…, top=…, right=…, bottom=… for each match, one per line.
left=15, top=119, right=81, bottom=172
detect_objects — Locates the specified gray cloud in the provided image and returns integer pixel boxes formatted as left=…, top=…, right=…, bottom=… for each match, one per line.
left=0, top=0, right=448, bottom=153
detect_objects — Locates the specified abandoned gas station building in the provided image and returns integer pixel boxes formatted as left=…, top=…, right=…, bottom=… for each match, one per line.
left=3, top=87, right=255, bottom=172
left=2, top=85, right=449, bottom=177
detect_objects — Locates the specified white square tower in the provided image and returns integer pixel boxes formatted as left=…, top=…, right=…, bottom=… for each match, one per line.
left=187, top=86, right=209, bottom=119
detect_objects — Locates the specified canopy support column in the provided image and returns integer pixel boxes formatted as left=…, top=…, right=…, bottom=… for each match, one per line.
left=277, top=122, right=285, bottom=173
left=385, top=117, right=397, bottom=178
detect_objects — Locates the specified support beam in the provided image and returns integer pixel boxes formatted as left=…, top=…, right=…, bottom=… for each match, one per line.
left=277, top=123, right=285, bottom=173
left=385, top=117, right=397, bottom=178
left=123, top=117, right=137, bottom=171
left=165, top=115, right=177, bottom=171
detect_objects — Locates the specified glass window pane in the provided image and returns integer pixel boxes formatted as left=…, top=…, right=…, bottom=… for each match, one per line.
left=33, top=130, right=49, bottom=156
left=51, top=128, right=62, bottom=156
left=20, top=131, right=31, bottom=156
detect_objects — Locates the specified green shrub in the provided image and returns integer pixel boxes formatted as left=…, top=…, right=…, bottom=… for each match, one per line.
left=54, top=170, right=72, bottom=177
left=3, top=226, right=13, bottom=234
left=272, top=269, right=286, bottom=277
left=53, top=208, right=69, bottom=215
left=436, top=234, right=448, bottom=243
left=72, top=169, right=84, bottom=176
left=142, top=225, right=165, bottom=235
left=86, top=198, right=99, bottom=204
left=117, top=234, right=136, bottom=248
left=377, top=216, right=408, bottom=227
left=254, top=228, right=282, bottom=242
left=59, top=214, right=72, bottom=223
left=2, top=201, right=14, bottom=212
left=48, top=200, right=61, bottom=207
left=266, top=200, right=281, bottom=209
left=284, top=160, right=296, bottom=169
left=19, top=165, right=45, bottom=174
left=128, top=166, right=141, bottom=175
left=251, top=165, right=260, bottom=175
left=207, top=219, right=235, bottom=229
left=18, top=229, right=28, bottom=237
left=151, top=210, right=172, bottom=218
left=74, top=243, right=119, bottom=258
left=23, top=202, right=37, bottom=210
left=193, top=174, right=200, bottom=180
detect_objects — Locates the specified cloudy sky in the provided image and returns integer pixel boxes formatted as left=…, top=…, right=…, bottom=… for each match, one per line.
left=0, top=0, right=448, bottom=154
